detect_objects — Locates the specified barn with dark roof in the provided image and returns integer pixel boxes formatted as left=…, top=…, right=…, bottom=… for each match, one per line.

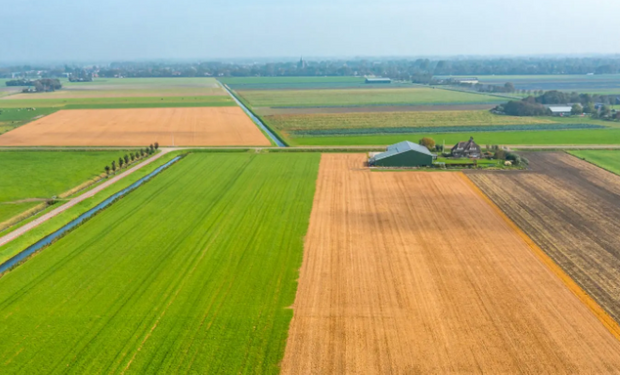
left=369, top=141, right=434, bottom=167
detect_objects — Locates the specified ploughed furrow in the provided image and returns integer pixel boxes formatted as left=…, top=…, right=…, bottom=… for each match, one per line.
left=468, top=152, right=620, bottom=324
left=282, top=153, right=620, bottom=374
left=0, top=153, right=319, bottom=374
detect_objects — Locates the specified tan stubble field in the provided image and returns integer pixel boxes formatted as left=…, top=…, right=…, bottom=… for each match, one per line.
left=282, top=154, right=620, bottom=374
left=0, top=107, right=271, bottom=146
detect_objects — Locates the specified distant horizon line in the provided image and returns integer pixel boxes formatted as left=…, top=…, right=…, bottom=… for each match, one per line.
left=2, top=53, right=620, bottom=66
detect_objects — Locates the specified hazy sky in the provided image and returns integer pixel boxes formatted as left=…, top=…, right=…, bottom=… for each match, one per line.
left=3, top=0, right=620, bottom=62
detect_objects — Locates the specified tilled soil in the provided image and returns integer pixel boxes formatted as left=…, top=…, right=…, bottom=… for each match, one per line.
left=282, top=153, right=620, bottom=374
left=0, top=107, right=271, bottom=147
left=468, top=152, right=620, bottom=324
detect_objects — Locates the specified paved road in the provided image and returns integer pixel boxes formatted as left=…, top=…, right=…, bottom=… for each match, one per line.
left=0, top=148, right=173, bottom=248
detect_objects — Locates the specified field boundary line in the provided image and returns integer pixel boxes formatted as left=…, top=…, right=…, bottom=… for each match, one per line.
left=459, top=172, right=620, bottom=342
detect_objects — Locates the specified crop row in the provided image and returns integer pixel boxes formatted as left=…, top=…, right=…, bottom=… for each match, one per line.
left=290, top=123, right=607, bottom=137
left=0, top=153, right=320, bottom=374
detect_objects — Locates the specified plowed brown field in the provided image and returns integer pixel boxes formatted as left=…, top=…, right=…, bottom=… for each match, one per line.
left=282, top=154, right=620, bottom=374
left=469, top=152, right=620, bottom=325
left=0, top=107, right=271, bottom=146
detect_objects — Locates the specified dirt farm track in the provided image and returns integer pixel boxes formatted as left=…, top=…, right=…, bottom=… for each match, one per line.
left=0, top=107, right=271, bottom=147
left=469, top=152, right=620, bottom=326
left=282, top=154, right=620, bottom=374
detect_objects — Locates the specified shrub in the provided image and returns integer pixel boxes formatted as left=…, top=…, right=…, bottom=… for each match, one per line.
left=419, top=137, right=436, bottom=150
left=495, top=149, right=507, bottom=160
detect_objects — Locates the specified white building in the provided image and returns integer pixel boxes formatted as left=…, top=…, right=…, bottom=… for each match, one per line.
left=548, top=106, right=573, bottom=116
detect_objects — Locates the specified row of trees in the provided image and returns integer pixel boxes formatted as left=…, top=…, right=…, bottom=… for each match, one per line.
left=104, top=143, right=158, bottom=175
left=532, top=90, right=620, bottom=105
left=15, top=79, right=62, bottom=93
left=5, top=79, right=35, bottom=86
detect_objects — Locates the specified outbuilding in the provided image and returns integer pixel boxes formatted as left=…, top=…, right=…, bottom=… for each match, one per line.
left=549, top=106, right=573, bottom=116
left=365, top=77, right=392, bottom=84
left=369, top=141, right=434, bottom=167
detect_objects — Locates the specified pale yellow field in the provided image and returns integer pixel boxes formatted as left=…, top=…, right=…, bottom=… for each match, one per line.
left=0, top=108, right=271, bottom=146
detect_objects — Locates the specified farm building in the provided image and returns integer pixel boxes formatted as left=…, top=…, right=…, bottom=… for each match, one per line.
left=452, top=77, right=479, bottom=84
left=452, top=137, right=483, bottom=158
left=365, top=77, right=392, bottom=84
left=549, top=106, right=572, bottom=116
left=369, top=141, right=434, bottom=167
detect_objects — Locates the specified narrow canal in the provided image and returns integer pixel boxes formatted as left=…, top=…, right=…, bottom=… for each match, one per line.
left=220, top=84, right=287, bottom=147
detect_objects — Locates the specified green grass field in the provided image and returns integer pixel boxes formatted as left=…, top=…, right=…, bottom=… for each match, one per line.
left=290, top=129, right=620, bottom=146
left=569, top=150, right=620, bottom=175
left=0, top=151, right=182, bottom=259
left=0, top=201, right=41, bottom=225
left=0, top=151, right=131, bottom=203
left=0, top=152, right=320, bottom=374
left=237, top=87, right=506, bottom=108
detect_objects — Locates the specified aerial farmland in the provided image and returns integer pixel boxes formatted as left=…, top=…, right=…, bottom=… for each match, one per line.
left=3, top=69, right=620, bottom=375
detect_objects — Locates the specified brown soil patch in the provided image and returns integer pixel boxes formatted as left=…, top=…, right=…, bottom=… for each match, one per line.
left=0, top=107, right=271, bottom=147
left=255, top=104, right=495, bottom=116
left=282, top=153, right=620, bottom=374
left=468, top=152, right=620, bottom=324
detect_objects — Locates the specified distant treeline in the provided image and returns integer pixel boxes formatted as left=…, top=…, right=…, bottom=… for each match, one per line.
left=3, top=57, right=620, bottom=79
left=5, top=79, right=35, bottom=86
left=495, top=90, right=620, bottom=119
left=10, top=78, right=63, bottom=93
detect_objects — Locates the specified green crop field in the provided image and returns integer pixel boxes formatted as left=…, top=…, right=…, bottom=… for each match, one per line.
left=0, top=201, right=41, bottom=225
left=0, top=151, right=130, bottom=203
left=569, top=150, right=620, bottom=175
left=0, top=151, right=183, bottom=261
left=290, top=128, right=620, bottom=147
left=0, top=152, right=319, bottom=374
left=261, top=110, right=617, bottom=143
left=237, top=87, right=506, bottom=108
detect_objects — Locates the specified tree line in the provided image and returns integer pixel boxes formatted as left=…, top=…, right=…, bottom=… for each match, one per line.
left=7, top=78, right=62, bottom=92
left=4, top=57, right=620, bottom=79
left=104, top=143, right=158, bottom=176
left=494, top=90, right=620, bottom=120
